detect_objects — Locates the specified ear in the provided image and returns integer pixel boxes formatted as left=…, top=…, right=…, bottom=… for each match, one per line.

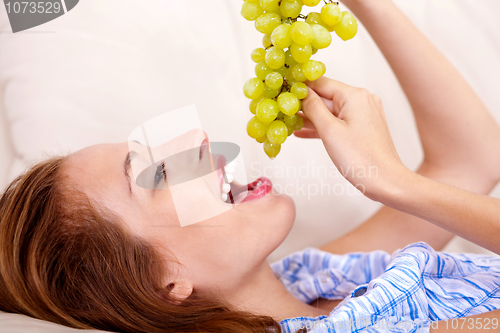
left=168, top=281, right=193, bottom=305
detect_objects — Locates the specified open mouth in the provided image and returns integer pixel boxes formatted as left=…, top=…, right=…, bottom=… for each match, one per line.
left=215, top=155, right=272, bottom=204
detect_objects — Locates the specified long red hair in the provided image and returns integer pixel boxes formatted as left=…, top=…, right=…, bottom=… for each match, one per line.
left=0, top=157, right=282, bottom=333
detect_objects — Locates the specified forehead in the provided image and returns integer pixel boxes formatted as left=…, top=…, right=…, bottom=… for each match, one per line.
left=65, top=143, right=130, bottom=195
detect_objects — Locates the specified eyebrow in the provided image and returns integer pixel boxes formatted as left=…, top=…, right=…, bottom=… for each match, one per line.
left=124, top=151, right=133, bottom=195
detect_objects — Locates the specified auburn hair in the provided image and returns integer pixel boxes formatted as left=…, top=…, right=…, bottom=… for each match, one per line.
left=0, top=157, right=282, bottom=333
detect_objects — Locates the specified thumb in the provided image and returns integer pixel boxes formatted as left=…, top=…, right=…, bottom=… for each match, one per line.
left=302, top=87, right=342, bottom=136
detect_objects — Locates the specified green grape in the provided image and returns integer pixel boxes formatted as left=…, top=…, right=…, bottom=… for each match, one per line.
left=267, top=120, right=288, bottom=144
left=285, top=66, right=295, bottom=83
left=256, top=135, right=268, bottom=143
left=335, top=11, right=358, bottom=41
left=319, top=61, right=326, bottom=75
left=290, top=42, right=312, bottom=63
left=302, top=59, right=326, bottom=81
left=280, top=0, right=302, bottom=19
left=262, top=34, right=272, bottom=48
left=291, top=63, right=307, bottom=82
left=255, top=12, right=282, bottom=35
left=241, top=1, right=264, bottom=21
left=251, top=48, right=266, bottom=63
left=283, top=113, right=298, bottom=126
left=263, top=85, right=281, bottom=98
left=256, top=98, right=280, bottom=124
left=247, top=116, right=268, bottom=139
left=265, top=46, right=286, bottom=69
left=285, top=49, right=298, bottom=67
left=241, top=0, right=358, bottom=159
left=275, top=66, right=287, bottom=78
left=260, top=0, right=280, bottom=12
left=325, top=23, right=337, bottom=32
left=249, top=97, right=264, bottom=115
left=255, top=60, right=274, bottom=80
left=301, top=0, right=321, bottom=6
left=310, top=24, right=332, bottom=49
left=277, top=92, right=300, bottom=116
left=265, top=72, right=284, bottom=90
left=290, top=82, right=308, bottom=99
left=263, top=139, right=281, bottom=159
left=293, top=114, right=304, bottom=130
left=243, top=78, right=265, bottom=99
left=291, top=21, right=314, bottom=46
left=321, top=3, right=342, bottom=26
left=271, top=24, right=292, bottom=49
left=305, top=12, right=326, bottom=27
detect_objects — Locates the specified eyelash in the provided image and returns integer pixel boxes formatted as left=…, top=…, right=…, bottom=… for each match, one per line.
left=154, top=161, right=167, bottom=188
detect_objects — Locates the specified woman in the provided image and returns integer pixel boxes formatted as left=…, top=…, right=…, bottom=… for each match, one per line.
left=1, top=0, right=500, bottom=332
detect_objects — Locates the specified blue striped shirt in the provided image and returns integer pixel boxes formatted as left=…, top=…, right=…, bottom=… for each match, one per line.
left=271, top=242, right=500, bottom=333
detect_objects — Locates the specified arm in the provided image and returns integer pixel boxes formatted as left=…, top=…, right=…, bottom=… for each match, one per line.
left=300, top=77, right=500, bottom=255
left=342, top=0, right=500, bottom=178
left=299, top=0, right=500, bottom=254
left=380, top=165, right=500, bottom=255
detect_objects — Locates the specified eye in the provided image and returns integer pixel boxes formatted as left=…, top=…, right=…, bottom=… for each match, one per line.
left=154, top=162, right=167, bottom=188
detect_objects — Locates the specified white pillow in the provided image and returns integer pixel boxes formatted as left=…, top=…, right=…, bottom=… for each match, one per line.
left=0, top=312, right=106, bottom=332
left=1, top=0, right=500, bottom=331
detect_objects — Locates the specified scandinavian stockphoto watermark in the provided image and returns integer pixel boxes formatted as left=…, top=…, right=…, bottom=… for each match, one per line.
left=249, top=160, right=379, bottom=199
left=3, top=0, right=79, bottom=33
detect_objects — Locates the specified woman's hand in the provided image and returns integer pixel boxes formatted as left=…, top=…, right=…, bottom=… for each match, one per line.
left=296, top=77, right=405, bottom=201
left=338, top=0, right=392, bottom=13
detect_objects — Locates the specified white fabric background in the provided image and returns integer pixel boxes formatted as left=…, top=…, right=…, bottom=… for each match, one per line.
left=0, top=1, right=499, bottom=330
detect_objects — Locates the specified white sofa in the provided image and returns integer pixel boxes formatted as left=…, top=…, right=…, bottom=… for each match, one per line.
left=1, top=0, right=499, bottom=331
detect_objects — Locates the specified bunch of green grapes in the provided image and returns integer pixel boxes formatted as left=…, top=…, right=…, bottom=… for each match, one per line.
left=241, top=0, right=357, bottom=159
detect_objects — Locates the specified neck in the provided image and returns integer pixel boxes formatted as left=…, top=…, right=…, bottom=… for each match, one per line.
left=224, top=261, right=329, bottom=322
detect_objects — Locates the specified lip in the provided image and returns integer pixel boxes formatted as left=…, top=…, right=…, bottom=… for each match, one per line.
left=242, top=177, right=273, bottom=203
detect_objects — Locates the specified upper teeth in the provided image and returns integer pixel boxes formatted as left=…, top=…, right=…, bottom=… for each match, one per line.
left=222, top=160, right=237, bottom=202
left=224, top=160, right=237, bottom=175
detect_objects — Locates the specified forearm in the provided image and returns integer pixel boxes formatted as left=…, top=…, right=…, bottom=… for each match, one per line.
left=346, top=1, right=500, bottom=178
left=319, top=162, right=499, bottom=255
left=382, top=166, right=500, bottom=255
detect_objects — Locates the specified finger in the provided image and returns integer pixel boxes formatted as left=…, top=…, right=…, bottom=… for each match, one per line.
left=306, top=77, right=350, bottom=116
left=293, top=129, right=320, bottom=139
left=306, top=76, right=350, bottom=101
left=297, top=112, right=316, bottom=130
left=320, top=96, right=335, bottom=114
left=302, top=87, right=342, bottom=136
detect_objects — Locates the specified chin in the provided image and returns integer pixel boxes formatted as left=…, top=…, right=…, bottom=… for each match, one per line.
left=258, top=191, right=296, bottom=248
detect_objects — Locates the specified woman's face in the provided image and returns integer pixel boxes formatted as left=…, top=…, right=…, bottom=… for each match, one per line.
left=64, top=133, right=295, bottom=296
